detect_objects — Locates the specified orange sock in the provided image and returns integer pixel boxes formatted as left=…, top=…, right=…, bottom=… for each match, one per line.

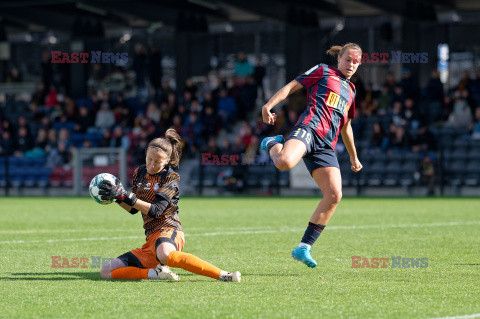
left=167, top=251, right=221, bottom=280
left=111, top=267, right=149, bottom=280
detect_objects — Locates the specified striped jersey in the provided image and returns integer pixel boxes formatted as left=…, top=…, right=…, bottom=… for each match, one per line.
left=295, top=63, right=356, bottom=149
left=132, top=164, right=182, bottom=238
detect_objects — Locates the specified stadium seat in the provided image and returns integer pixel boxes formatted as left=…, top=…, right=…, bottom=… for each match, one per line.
left=367, top=172, right=383, bottom=186
left=464, top=172, right=480, bottom=186
left=468, top=148, right=480, bottom=161
left=278, top=171, right=289, bottom=187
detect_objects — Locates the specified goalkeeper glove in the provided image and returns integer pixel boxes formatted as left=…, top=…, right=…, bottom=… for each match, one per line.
left=98, top=179, right=137, bottom=207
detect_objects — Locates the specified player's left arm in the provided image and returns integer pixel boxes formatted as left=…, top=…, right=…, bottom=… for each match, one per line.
left=134, top=175, right=180, bottom=218
left=341, top=119, right=363, bottom=172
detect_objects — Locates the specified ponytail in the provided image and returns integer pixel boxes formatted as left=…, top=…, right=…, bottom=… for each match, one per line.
left=146, top=128, right=183, bottom=167
left=164, top=128, right=182, bottom=167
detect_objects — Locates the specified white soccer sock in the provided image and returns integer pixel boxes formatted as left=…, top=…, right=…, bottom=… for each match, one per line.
left=148, top=268, right=158, bottom=279
left=218, top=270, right=229, bottom=280
left=298, top=242, right=311, bottom=250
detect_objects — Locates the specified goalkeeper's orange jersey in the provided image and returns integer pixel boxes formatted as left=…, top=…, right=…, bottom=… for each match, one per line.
left=132, top=164, right=182, bottom=238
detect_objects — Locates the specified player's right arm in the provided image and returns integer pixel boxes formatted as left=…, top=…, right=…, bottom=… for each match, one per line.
left=262, top=80, right=302, bottom=125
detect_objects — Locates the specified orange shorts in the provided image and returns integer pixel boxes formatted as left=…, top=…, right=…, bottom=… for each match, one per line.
left=130, top=228, right=184, bottom=269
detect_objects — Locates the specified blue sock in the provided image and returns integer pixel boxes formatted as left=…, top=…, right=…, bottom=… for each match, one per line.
left=300, top=222, right=326, bottom=246
left=267, top=140, right=280, bottom=152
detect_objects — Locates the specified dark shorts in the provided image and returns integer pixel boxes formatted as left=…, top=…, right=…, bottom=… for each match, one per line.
left=286, top=124, right=339, bottom=174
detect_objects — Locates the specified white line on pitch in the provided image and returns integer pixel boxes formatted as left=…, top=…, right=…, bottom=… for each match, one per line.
left=0, top=220, right=479, bottom=245
left=431, top=313, right=480, bottom=319
left=0, top=225, right=275, bottom=235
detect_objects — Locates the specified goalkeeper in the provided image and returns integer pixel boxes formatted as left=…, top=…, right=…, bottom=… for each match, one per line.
left=98, top=128, right=241, bottom=282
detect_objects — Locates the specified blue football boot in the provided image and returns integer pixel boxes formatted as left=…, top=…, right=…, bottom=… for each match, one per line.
left=291, top=246, right=317, bottom=268
left=260, top=135, right=285, bottom=151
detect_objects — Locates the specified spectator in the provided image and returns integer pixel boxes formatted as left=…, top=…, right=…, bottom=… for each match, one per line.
left=234, top=52, right=253, bottom=77
left=44, top=85, right=59, bottom=108
left=239, top=121, right=253, bottom=147
left=95, top=102, right=115, bottom=130
left=383, top=72, right=396, bottom=94
left=399, top=67, right=418, bottom=100
left=457, top=70, right=472, bottom=92
left=158, top=102, right=172, bottom=128
left=254, top=57, right=266, bottom=100
left=98, top=129, right=112, bottom=147
left=204, top=138, right=221, bottom=156
left=238, top=76, right=257, bottom=115
left=202, top=91, right=216, bottom=111
left=190, top=99, right=203, bottom=114
left=110, top=126, right=130, bottom=149
left=403, top=98, right=420, bottom=129
left=6, top=67, right=22, bottom=82
left=176, top=104, right=188, bottom=124
left=202, top=105, right=221, bottom=139
left=426, top=70, right=444, bottom=103
left=1, top=119, right=14, bottom=135
left=183, top=113, right=203, bottom=155
left=31, top=82, right=47, bottom=106
left=132, top=43, right=147, bottom=88
left=220, top=138, right=232, bottom=154
left=369, top=122, right=388, bottom=152
left=133, top=137, right=148, bottom=166
left=74, top=106, right=93, bottom=133
left=112, top=94, right=131, bottom=126
left=391, top=85, right=405, bottom=104
left=35, top=128, right=48, bottom=149
left=63, top=97, right=78, bottom=121
left=181, top=90, right=193, bottom=110
left=411, top=125, right=436, bottom=153
left=15, top=127, right=33, bottom=156
left=253, top=114, right=267, bottom=137
left=184, top=78, right=197, bottom=97
left=57, top=128, right=70, bottom=147
left=46, top=141, right=71, bottom=168
left=39, top=51, right=53, bottom=88
left=217, top=88, right=237, bottom=129
left=0, top=131, right=14, bottom=155
left=161, top=80, right=175, bottom=103
left=445, top=96, right=473, bottom=129
left=16, top=116, right=31, bottom=137
left=171, top=115, right=184, bottom=136
left=471, top=107, right=480, bottom=140
left=417, top=155, right=435, bottom=196
left=148, top=46, right=162, bottom=94
left=441, top=95, right=454, bottom=121
left=471, top=68, right=480, bottom=106
left=280, top=109, right=298, bottom=135
left=376, top=85, right=391, bottom=115
left=390, top=101, right=404, bottom=127
left=388, top=124, right=411, bottom=152
left=146, top=102, right=161, bottom=124
left=46, top=128, right=57, bottom=153
left=166, top=92, right=177, bottom=110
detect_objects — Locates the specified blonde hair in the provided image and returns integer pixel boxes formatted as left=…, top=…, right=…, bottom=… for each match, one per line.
left=147, top=128, right=182, bottom=167
left=326, top=43, right=362, bottom=58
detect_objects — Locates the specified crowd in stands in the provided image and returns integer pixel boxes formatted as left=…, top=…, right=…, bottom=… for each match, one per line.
left=2, top=48, right=480, bottom=187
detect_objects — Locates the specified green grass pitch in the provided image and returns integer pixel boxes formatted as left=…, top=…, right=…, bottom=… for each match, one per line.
left=0, top=197, right=479, bottom=318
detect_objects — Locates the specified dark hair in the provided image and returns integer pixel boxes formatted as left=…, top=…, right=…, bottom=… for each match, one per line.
left=147, top=128, right=182, bottom=167
left=326, top=43, right=362, bottom=58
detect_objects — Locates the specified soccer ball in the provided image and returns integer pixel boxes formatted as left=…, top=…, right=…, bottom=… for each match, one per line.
left=89, top=173, right=117, bottom=205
